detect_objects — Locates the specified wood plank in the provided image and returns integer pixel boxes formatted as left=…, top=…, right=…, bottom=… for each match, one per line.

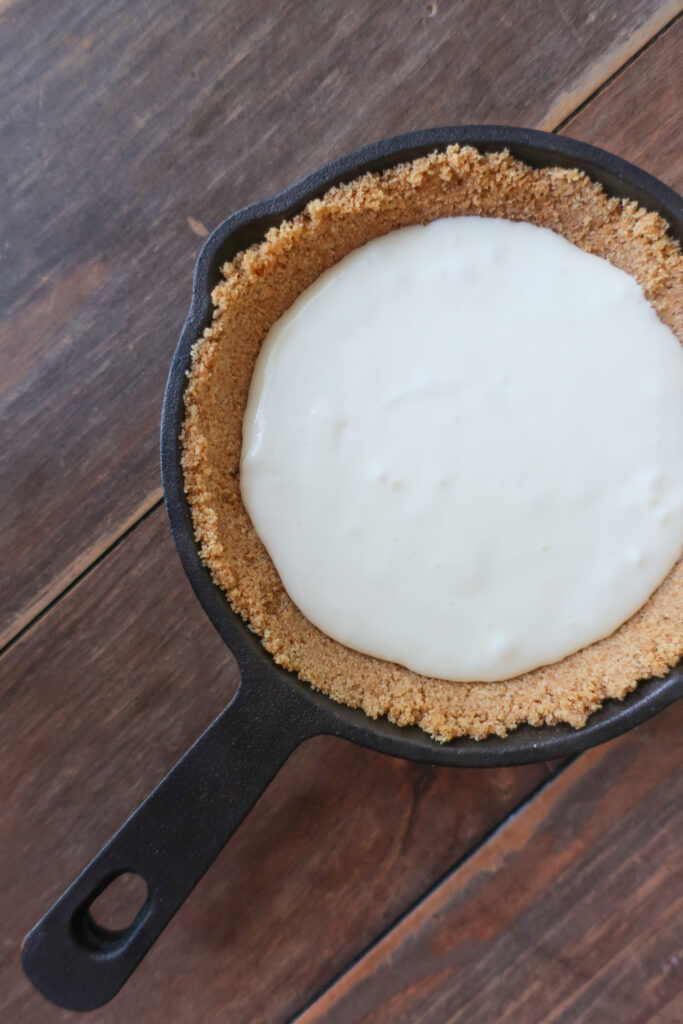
left=1, top=0, right=678, bottom=646
left=294, top=698, right=683, bottom=1024
left=563, top=15, right=683, bottom=187
left=0, top=508, right=550, bottom=1024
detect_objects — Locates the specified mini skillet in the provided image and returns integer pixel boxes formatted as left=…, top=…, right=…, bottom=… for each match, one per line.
left=22, top=126, right=683, bottom=1011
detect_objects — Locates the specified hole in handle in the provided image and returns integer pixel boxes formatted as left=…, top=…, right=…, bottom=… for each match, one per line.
left=72, top=872, right=151, bottom=951
left=89, top=872, right=149, bottom=932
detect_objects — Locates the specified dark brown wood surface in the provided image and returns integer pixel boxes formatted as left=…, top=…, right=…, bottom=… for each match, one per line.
left=0, top=512, right=550, bottom=1024
left=1, top=0, right=679, bottom=647
left=296, top=698, right=683, bottom=1024
left=2, top=3, right=682, bottom=1023
left=565, top=14, right=683, bottom=185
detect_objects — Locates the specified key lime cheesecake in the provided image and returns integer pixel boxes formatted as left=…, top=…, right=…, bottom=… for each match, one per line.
left=181, top=146, right=683, bottom=741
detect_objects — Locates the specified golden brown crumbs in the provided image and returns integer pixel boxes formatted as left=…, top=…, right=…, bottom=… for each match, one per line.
left=181, top=145, right=682, bottom=742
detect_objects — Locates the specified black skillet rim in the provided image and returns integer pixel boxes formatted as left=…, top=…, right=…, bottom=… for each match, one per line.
left=161, top=125, right=683, bottom=768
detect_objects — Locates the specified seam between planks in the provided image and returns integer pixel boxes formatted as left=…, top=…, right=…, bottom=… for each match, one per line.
left=0, top=498, right=163, bottom=657
left=288, top=757, right=577, bottom=1024
left=552, top=8, right=682, bottom=134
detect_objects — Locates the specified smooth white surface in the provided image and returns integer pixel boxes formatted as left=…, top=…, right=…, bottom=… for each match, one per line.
left=241, top=217, right=683, bottom=682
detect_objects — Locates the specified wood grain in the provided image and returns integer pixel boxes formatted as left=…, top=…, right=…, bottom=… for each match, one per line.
left=0, top=510, right=550, bottom=1024
left=1, top=0, right=678, bottom=646
left=295, top=699, right=683, bottom=1024
left=2, top=7, right=682, bottom=1024
left=564, top=15, right=683, bottom=186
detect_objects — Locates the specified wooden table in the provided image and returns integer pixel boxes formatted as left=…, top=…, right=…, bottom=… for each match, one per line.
left=2, top=2, right=682, bottom=1021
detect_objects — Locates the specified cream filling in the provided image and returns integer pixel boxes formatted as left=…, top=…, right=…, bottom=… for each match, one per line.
left=241, top=217, right=683, bottom=682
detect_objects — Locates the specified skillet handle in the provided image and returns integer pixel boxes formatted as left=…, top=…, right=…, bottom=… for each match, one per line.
left=21, top=677, right=320, bottom=1011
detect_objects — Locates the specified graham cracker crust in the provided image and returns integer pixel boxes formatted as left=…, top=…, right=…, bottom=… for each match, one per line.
left=181, top=145, right=683, bottom=741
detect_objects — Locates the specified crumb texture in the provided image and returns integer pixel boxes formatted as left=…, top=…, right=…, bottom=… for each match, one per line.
left=181, top=146, right=683, bottom=742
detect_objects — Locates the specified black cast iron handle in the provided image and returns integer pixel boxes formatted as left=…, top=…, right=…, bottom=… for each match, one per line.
left=21, top=677, right=320, bottom=1011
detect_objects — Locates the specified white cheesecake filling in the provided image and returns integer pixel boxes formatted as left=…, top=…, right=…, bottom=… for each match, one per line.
left=241, top=217, right=683, bottom=682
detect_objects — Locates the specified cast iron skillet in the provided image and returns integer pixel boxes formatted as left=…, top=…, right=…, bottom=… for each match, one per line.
left=22, top=126, right=683, bottom=1011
